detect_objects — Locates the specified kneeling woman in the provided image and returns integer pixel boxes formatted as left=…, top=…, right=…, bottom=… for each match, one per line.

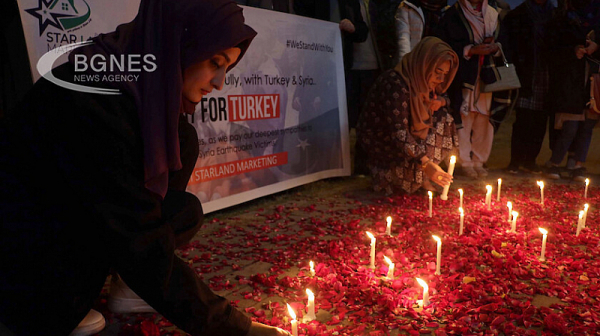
left=357, top=37, right=459, bottom=194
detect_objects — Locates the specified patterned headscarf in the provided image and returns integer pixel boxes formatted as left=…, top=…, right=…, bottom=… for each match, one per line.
left=395, top=37, right=458, bottom=140
left=69, top=0, right=257, bottom=198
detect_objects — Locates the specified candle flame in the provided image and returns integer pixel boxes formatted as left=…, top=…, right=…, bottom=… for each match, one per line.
left=416, top=277, right=428, bottom=291
left=287, top=303, right=296, bottom=320
left=486, top=185, right=492, bottom=192
left=539, top=228, right=548, bottom=235
left=585, top=178, right=590, bottom=186
left=579, top=210, right=584, bottom=219
left=386, top=216, right=392, bottom=225
left=512, top=211, right=518, bottom=218
left=384, top=256, right=393, bottom=266
left=309, top=260, right=314, bottom=269
left=366, top=231, right=375, bottom=240
left=584, top=204, right=589, bottom=210
left=428, top=191, right=433, bottom=198
left=498, top=178, right=502, bottom=183
left=459, top=207, right=464, bottom=214
left=450, top=156, right=456, bottom=164
left=507, top=201, right=512, bottom=208
left=458, top=189, right=463, bottom=195
left=432, top=235, right=441, bottom=243
left=537, top=181, right=544, bottom=189
left=306, top=288, right=314, bottom=299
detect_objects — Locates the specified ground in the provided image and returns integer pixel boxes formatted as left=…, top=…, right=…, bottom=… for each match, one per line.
left=95, top=113, right=600, bottom=335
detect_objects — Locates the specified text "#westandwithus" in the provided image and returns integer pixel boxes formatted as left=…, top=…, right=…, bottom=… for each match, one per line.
left=286, top=40, right=333, bottom=53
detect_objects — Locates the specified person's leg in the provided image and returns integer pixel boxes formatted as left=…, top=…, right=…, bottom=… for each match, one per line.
left=549, top=120, right=579, bottom=165
left=457, top=112, right=477, bottom=178
left=470, top=113, right=494, bottom=169
left=570, top=117, right=599, bottom=180
left=522, top=109, right=549, bottom=170
left=508, top=108, right=529, bottom=170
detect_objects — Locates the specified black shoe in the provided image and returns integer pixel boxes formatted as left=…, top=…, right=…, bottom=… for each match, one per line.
left=544, top=166, right=561, bottom=180
left=570, top=167, right=587, bottom=182
left=522, top=164, right=542, bottom=174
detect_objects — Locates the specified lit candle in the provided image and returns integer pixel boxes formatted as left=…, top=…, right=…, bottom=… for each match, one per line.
left=583, top=204, right=589, bottom=228
left=539, top=228, right=548, bottom=262
left=497, top=178, right=502, bottom=201
left=386, top=216, right=392, bottom=236
left=511, top=211, right=518, bottom=233
left=459, top=207, right=464, bottom=236
left=576, top=211, right=584, bottom=236
left=440, top=156, right=456, bottom=201
left=287, top=304, right=298, bottom=336
left=486, top=185, right=492, bottom=210
left=428, top=191, right=433, bottom=218
left=507, top=201, right=512, bottom=222
left=366, top=231, right=376, bottom=269
left=309, top=260, right=315, bottom=277
left=585, top=178, right=590, bottom=198
left=432, top=235, right=442, bottom=275
left=458, top=189, right=464, bottom=209
left=305, top=288, right=316, bottom=321
left=416, top=278, right=430, bottom=307
left=384, top=256, right=395, bottom=280
left=537, top=181, right=544, bottom=206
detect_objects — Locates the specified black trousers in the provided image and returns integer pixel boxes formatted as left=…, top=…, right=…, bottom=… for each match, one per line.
left=509, top=107, right=549, bottom=168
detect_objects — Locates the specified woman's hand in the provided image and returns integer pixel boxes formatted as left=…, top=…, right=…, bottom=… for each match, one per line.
left=339, top=19, right=356, bottom=33
left=469, top=43, right=499, bottom=56
left=423, top=161, right=453, bottom=187
left=575, top=45, right=586, bottom=59
left=586, top=40, right=598, bottom=55
left=247, top=322, right=292, bottom=336
left=429, top=95, right=446, bottom=112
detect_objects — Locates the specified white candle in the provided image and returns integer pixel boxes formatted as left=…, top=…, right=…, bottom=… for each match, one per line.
left=583, top=204, right=589, bottom=228
left=507, top=201, right=512, bottom=222
left=486, top=185, right=492, bottom=210
left=432, top=235, right=442, bottom=275
left=440, top=156, right=456, bottom=201
left=384, top=256, right=395, bottom=279
left=576, top=211, right=583, bottom=236
left=309, top=260, right=315, bottom=277
left=539, top=228, right=548, bottom=262
left=386, top=216, right=392, bottom=236
left=428, top=191, right=433, bottom=218
left=366, top=231, right=376, bottom=269
left=305, top=288, right=316, bottom=320
left=287, top=304, right=298, bottom=336
left=497, top=178, right=502, bottom=201
left=459, top=207, right=464, bottom=236
left=458, top=189, right=464, bottom=209
left=416, top=278, right=430, bottom=307
left=511, top=211, right=518, bottom=233
left=585, top=178, right=590, bottom=198
left=537, top=181, right=544, bottom=206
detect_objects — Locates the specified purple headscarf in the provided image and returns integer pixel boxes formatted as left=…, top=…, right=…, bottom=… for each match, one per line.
left=68, top=0, right=257, bottom=198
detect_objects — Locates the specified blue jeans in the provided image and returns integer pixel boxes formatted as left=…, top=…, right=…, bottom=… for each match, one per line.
left=550, top=117, right=599, bottom=164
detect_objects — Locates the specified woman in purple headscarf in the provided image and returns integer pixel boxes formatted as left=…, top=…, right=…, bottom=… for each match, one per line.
left=0, top=0, right=289, bottom=335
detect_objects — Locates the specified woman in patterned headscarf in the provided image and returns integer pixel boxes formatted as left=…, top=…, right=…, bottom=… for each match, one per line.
left=357, top=36, right=459, bottom=195
left=0, top=0, right=289, bottom=335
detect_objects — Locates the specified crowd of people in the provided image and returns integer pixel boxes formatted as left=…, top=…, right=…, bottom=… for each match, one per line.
left=326, top=0, right=600, bottom=194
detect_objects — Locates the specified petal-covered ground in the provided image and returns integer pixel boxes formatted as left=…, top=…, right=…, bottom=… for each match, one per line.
left=97, top=174, right=599, bottom=336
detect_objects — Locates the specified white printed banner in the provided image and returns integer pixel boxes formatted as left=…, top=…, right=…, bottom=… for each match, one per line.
left=17, top=1, right=351, bottom=213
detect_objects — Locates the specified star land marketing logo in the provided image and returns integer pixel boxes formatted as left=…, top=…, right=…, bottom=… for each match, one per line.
left=26, top=0, right=92, bottom=36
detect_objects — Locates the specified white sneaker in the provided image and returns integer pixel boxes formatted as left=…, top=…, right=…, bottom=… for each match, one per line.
left=108, top=277, right=156, bottom=314
left=69, top=310, right=105, bottom=336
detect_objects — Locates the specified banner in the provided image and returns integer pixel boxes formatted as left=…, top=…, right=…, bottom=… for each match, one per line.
left=16, top=1, right=351, bottom=213
left=187, top=7, right=350, bottom=213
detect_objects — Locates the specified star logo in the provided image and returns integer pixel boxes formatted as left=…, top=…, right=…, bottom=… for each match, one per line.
left=297, top=138, right=310, bottom=150
left=25, top=0, right=74, bottom=36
